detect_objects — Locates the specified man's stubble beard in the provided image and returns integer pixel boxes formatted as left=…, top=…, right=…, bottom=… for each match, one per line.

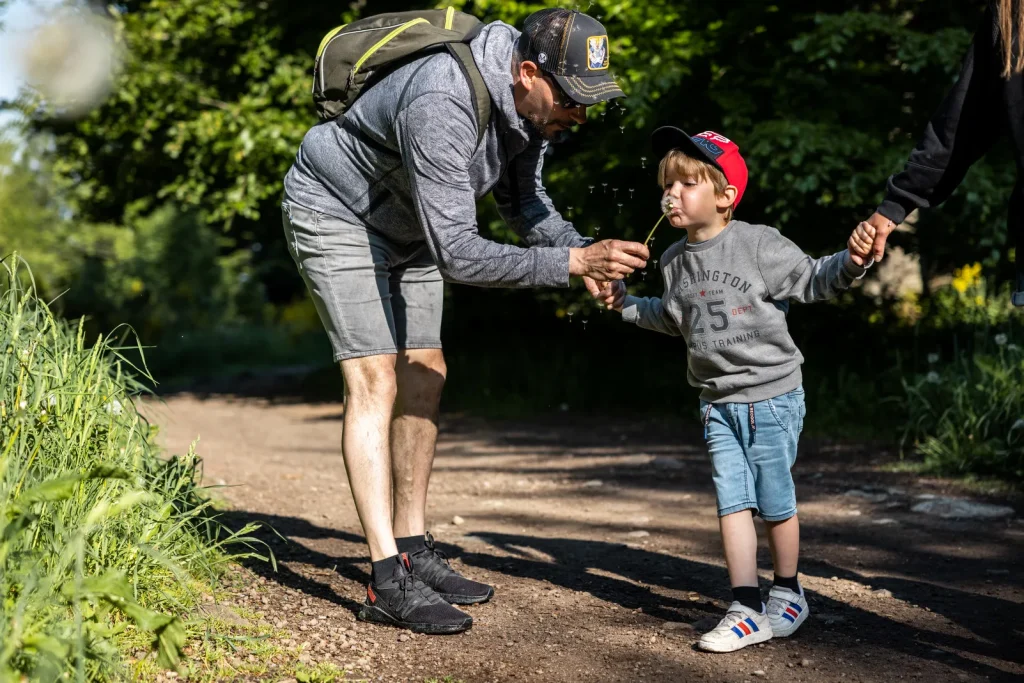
left=522, top=112, right=572, bottom=144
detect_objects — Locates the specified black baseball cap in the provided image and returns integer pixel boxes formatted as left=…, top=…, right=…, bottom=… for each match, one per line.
left=518, top=8, right=625, bottom=106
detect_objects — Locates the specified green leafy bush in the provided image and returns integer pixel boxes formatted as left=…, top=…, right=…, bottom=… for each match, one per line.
left=902, top=332, right=1024, bottom=482
left=0, top=255, right=264, bottom=681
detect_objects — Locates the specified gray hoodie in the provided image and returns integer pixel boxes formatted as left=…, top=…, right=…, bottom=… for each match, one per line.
left=283, top=21, right=590, bottom=288
left=622, top=220, right=865, bottom=404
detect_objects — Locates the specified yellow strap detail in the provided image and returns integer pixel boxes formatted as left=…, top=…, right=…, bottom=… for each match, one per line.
left=444, top=7, right=454, bottom=30
left=352, top=18, right=430, bottom=75
left=317, top=24, right=348, bottom=58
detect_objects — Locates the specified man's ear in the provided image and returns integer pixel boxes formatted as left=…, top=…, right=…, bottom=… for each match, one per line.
left=517, top=60, right=540, bottom=89
left=718, top=185, right=738, bottom=210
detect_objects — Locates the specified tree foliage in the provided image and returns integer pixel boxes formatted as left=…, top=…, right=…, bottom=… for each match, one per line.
left=7, top=0, right=1018, bottom=316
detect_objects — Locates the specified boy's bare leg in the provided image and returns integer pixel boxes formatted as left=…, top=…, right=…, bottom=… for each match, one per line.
left=390, top=348, right=446, bottom=539
left=339, top=354, right=400, bottom=562
left=765, top=515, right=800, bottom=577
left=720, top=509, right=760, bottom=588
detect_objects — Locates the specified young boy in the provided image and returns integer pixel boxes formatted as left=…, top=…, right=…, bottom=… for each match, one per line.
left=608, top=128, right=874, bottom=653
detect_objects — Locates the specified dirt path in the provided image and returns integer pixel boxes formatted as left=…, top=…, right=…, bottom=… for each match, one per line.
left=146, top=393, right=1023, bottom=683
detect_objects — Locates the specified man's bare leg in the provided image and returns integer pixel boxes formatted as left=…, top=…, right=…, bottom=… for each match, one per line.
left=388, top=348, right=494, bottom=604
left=391, top=348, right=446, bottom=538
left=340, top=353, right=399, bottom=562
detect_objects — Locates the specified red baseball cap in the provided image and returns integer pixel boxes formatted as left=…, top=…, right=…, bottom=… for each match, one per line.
left=651, top=127, right=749, bottom=208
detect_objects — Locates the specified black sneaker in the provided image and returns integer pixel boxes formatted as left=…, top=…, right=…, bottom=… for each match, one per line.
left=408, top=532, right=494, bottom=605
left=357, top=554, right=472, bottom=635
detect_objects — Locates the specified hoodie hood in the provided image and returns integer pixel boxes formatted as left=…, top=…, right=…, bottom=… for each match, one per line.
left=470, top=21, right=531, bottom=154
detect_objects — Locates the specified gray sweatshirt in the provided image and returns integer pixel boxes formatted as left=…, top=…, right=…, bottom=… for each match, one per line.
left=622, top=220, right=865, bottom=404
left=283, top=21, right=590, bottom=288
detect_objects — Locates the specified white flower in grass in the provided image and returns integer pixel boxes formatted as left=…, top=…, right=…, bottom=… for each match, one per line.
left=926, top=371, right=941, bottom=384
left=104, top=399, right=123, bottom=415
left=1009, top=344, right=1020, bottom=352
left=927, top=353, right=939, bottom=364
left=47, top=393, right=57, bottom=407
left=995, top=333, right=1008, bottom=346
left=19, top=400, right=27, bottom=409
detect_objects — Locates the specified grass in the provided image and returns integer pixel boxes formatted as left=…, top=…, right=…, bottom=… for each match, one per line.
left=0, top=254, right=271, bottom=680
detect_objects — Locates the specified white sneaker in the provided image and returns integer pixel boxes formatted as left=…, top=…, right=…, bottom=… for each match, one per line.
left=697, top=602, right=773, bottom=653
left=766, top=585, right=809, bottom=637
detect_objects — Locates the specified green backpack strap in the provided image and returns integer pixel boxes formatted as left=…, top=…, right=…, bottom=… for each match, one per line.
left=445, top=42, right=491, bottom=149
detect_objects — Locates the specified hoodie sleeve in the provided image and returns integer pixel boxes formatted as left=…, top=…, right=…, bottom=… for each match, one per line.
left=393, top=92, right=571, bottom=288
left=493, top=136, right=593, bottom=248
left=756, top=227, right=865, bottom=303
left=876, top=3, right=1003, bottom=224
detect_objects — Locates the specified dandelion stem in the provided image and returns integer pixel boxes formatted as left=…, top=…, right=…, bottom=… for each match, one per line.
left=644, top=213, right=667, bottom=247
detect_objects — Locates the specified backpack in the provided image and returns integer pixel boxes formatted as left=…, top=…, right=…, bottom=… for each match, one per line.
left=312, top=8, right=492, bottom=147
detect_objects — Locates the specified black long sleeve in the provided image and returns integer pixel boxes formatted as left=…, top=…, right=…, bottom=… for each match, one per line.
left=876, top=3, right=1006, bottom=224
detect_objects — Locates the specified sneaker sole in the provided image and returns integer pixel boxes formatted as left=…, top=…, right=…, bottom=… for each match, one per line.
left=771, top=608, right=808, bottom=638
left=698, top=628, right=773, bottom=653
left=440, top=587, right=494, bottom=605
left=356, top=604, right=473, bottom=635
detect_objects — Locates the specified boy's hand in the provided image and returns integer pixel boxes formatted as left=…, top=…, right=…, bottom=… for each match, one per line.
left=848, top=221, right=876, bottom=267
left=585, top=279, right=627, bottom=311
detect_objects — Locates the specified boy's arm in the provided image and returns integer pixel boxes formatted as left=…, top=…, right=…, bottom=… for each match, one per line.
left=757, top=227, right=865, bottom=304
left=621, top=294, right=683, bottom=336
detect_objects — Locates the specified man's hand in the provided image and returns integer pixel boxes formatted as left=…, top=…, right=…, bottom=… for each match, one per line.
left=570, top=240, right=649, bottom=281
left=865, top=212, right=896, bottom=262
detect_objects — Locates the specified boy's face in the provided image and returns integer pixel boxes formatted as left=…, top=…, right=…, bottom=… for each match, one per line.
left=662, top=166, right=732, bottom=229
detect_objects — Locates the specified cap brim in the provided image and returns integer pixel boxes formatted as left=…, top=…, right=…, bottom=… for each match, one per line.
left=552, top=73, right=624, bottom=106
left=651, top=126, right=724, bottom=173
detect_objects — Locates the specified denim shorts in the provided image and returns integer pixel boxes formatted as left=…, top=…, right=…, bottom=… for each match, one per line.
left=281, top=200, right=444, bottom=362
left=700, top=387, right=806, bottom=521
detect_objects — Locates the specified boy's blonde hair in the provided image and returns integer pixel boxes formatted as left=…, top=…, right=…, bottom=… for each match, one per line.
left=658, top=149, right=734, bottom=221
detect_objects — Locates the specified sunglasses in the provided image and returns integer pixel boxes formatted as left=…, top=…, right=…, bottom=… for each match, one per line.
left=541, top=72, right=582, bottom=110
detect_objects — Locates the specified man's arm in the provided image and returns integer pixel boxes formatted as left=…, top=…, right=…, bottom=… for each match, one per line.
left=395, top=93, right=647, bottom=287
left=395, top=92, right=573, bottom=288
left=493, top=136, right=592, bottom=249
left=758, top=227, right=865, bottom=304
left=870, top=4, right=1002, bottom=258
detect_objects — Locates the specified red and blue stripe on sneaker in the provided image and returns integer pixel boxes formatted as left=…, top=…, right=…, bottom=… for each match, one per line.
left=780, top=601, right=803, bottom=623
left=730, top=617, right=761, bottom=638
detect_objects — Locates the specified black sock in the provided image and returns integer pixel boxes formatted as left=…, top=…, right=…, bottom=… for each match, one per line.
left=395, top=534, right=426, bottom=554
left=773, top=573, right=801, bottom=594
left=371, top=555, right=400, bottom=583
left=732, top=585, right=762, bottom=613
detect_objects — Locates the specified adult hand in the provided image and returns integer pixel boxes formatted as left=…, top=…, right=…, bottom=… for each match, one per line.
left=865, top=212, right=896, bottom=262
left=570, top=240, right=649, bottom=281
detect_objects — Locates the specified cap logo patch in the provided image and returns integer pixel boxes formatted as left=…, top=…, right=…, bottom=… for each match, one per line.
left=696, top=131, right=733, bottom=144
left=538, top=52, right=548, bottom=64
left=587, top=35, right=609, bottom=71
left=692, top=137, right=724, bottom=157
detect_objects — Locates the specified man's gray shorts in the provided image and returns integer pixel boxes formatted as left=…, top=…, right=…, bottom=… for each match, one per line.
left=281, top=200, right=443, bottom=362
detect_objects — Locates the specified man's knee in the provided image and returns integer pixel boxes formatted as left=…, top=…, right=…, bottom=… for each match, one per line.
left=341, top=354, right=398, bottom=405
left=396, top=350, right=447, bottom=407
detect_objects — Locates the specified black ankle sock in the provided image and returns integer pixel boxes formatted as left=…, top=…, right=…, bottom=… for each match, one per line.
left=732, top=585, right=762, bottom=613
left=395, top=534, right=426, bottom=554
left=773, top=573, right=801, bottom=593
left=371, top=555, right=400, bottom=583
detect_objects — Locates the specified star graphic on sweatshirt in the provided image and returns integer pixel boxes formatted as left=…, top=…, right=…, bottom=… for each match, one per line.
left=700, top=289, right=706, bottom=297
